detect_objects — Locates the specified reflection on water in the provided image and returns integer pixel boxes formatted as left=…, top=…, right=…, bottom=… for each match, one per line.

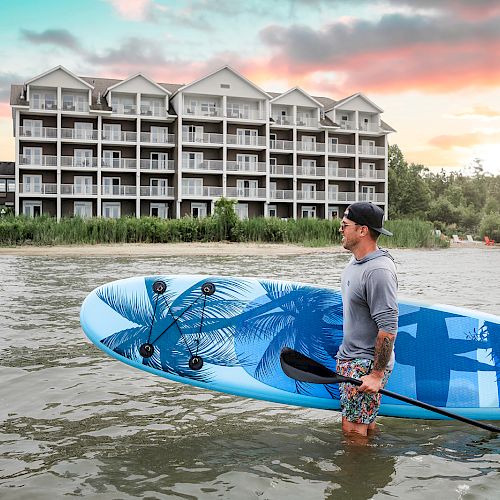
left=0, top=247, right=499, bottom=499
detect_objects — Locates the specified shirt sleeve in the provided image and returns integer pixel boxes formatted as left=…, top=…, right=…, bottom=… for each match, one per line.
left=365, top=268, right=398, bottom=335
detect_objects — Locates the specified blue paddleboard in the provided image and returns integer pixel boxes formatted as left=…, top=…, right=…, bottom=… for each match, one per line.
left=80, top=275, right=500, bottom=420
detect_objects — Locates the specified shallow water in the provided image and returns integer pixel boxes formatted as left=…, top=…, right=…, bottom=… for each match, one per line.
left=0, top=247, right=499, bottom=499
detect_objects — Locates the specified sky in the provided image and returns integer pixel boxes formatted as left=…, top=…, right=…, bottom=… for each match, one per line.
left=1, top=0, right=500, bottom=175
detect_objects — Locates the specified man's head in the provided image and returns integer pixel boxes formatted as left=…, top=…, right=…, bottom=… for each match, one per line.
left=340, top=202, right=392, bottom=251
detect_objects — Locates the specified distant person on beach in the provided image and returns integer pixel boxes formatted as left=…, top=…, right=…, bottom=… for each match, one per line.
left=337, top=202, right=398, bottom=438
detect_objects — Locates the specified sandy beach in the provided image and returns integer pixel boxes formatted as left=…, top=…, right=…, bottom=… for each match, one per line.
left=0, top=242, right=345, bottom=257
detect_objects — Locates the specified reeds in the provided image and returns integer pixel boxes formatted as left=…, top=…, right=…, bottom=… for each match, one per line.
left=0, top=215, right=447, bottom=248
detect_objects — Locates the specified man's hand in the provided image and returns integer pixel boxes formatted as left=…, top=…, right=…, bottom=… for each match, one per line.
left=358, top=370, right=384, bottom=394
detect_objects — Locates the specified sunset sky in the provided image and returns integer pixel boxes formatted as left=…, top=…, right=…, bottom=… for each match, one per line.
left=1, top=0, right=499, bottom=174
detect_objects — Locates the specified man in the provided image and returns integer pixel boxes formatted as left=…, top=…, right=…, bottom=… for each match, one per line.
left=337, top=202, right=398, bottom=437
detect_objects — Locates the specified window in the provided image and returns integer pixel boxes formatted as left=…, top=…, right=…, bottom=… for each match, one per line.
left=328, top=206, right=339, bottom=219
left=301, top=135, right=316, bottom=151
left=301, top=183, right=316, bottom=200
left=328, top=184, right=339, bottom=199
left=74, top=201, right=92, bottom=218
left=23, top=201, right=42, bottom=217
left=75, top=149, right=93, bottom=167
left=0, top=179, right=6, bottom=192
left=183, top=178, right=203, bottom=196
left=220, top=84, right=231, bottom=89
left=151, top=152, right=168, bottom=170
left=301, top=159, right=316, bottom=175
left=22, top=147, right=42, bottom=165
left=7, top=180, right=15, bottom=192
left=102, top=202, right=121, bottom=218
left=103, top=123, right=121, bottom=141
left=150, top=178, right=168, bottom=196
left=301, top=206, right=316, bottom=219
left=74, top=122, right=93, bottom=140
left=23, top=119, right=42, bottom=137
left=361, top=162, right=376, bottom=178
left=150, top=203, right=168, bottom=218
left=23, top=175, right=42, bottom=194
left=62, top=94, right=74, bottom=111
left=201, top=101, right=217, bottom=116
left=361, top=185, right=375, bottom=201
left=236, top=154, right=257, bottom=171
left=182, top=152, right=203, bottom=169
left=74, top=176, right=93, bottom=195
left=237, top=129, right=257, bottom=145
left=236, top=179, right=258, bottom=197
left=111, top=95, right=135, bottom=114
left=268, top=205, right=277, bottom=217
left=235, top=203, right=249, bottom=220
left=191, top=202, right=207, bottom=218
left=141, top=97, right=163, bottom=116
left=269, top=181, right=277, bottom=198
left=183, top=125, right=203, bottom=142
left=102, top=150, right=121, bottom=168
left=151, top=126, right=169, bottom=143
left=102, top=177, right=121, bottom=195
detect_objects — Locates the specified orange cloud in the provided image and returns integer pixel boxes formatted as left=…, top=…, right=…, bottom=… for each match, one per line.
left=429, top=131, right=500, bottom=149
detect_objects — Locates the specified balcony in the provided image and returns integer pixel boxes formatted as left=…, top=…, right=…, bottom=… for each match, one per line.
left=297, top=141, right=325, bottom=153
left=182, top=160, right=223, bottom=172
left=111, top=104, right=137, bottom=115
left=359, top=123, right=382, bottom=133
left=101, top=185, right=137, bottom=196
left=102, top=131, right=138, bottom=142
left=296, top=117, right=318, bottom=128
left=297, top=190, right=325, bottom=201
left=61, top=102, right=89, bottom=113
left=297, top=166, right=325, bottom=177
left=61, top=128, right=98, bottom=141
left=328, top=191, right=356, bottom=202
left=61, top=156, right=98, bottom=168
left=140, top=186, right=175, bottom=197
left=140, top=159, right=175, bottom=171
left=182, top=186, right=223, bottom=197
left=19, top=126, right=57, bottom=139
left=338, top=121, right=355, bottom=130
left=227, top=134, right=266, bottom=147
left=359, top=145, right=385, bottom=156
left=60, top=184, right=98, bottom=196
left=270, top=139, right=294, bottom=151
left=271, top=115, right=292, bottom=126
left=359, top=169, right=385, bottom=180
left=359, top=193, right=385, bottom=203
left=183, top=106, right=223, bottom=118
left=19, top=183, right=58, bottom=195
left=140, top=105, right=167, bottom=117
left=101, top=158, right=137, bottom=169
left=30, top=101, right=58, bottom=111
left=182, top=132, right=223, bottom=145
left=269, top=189, right=294, bottom=200
left=270, top=164, right=294, bottom=176
left=328, top=144, right=356, bottom=155
left=140, top=132, right=175, bottom=144
left=226, top=161, right=266, bottom=174
left=226, top=109, right=263, bottom=120
left=328, top=166, right=356, bottom=178
left=19, top=155, right=58, bottom=167
left=226, top=187, right=266, bottom=199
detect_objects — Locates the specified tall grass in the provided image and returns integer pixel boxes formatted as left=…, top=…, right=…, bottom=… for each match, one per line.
left=0, top=215, right=447, bottom=248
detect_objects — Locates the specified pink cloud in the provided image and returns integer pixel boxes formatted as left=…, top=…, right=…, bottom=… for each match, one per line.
left=429, top=131, right=500, bottom=149
left=106, top=0, right=151, bottom=20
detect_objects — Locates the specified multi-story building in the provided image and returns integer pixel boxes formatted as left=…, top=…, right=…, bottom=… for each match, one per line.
left=0, top=161, right=15, bottom=212
left=10, top=65, right=394, bottom=220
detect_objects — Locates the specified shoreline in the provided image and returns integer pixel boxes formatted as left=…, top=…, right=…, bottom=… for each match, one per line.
left=0, top=242, right=345, bottom=257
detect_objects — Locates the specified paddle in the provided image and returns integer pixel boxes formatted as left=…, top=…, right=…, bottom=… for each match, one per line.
left=280, top=347, right=500, bottom=433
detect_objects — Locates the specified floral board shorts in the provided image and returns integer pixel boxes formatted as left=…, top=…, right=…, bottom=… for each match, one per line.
left=336, top=358, right=392, bottom=425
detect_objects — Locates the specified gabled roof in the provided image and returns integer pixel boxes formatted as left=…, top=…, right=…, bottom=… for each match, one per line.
left=174, top=65, right=272, bottom=99
left=25, top=65, right=94, bottom=89
left=329, top=92, right=383, bottom=113
left=270, top=87, right=324, bottom=108
left=104, top=73, right=171, bottom=96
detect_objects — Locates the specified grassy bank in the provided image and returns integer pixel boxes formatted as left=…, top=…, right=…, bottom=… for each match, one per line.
left=0, top=215, right=449, bottom=248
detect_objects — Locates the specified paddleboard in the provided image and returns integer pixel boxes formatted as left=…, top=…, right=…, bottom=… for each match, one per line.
left=80, top=275, right=500, bottom=420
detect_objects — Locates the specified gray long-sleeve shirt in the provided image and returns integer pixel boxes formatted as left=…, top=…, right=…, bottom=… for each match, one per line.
left=336, top=248, right=398, bottom=370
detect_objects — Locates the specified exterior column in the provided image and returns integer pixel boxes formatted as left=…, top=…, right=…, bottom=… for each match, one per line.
left=14, top=109, right=20, bottom=215
left=56, top=87, right=62, bottom=220
left=97, top=115, right=102, bottom=216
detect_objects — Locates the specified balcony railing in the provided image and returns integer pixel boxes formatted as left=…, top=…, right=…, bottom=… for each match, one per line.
left=328, top=166, right=356, bottom=178
left=270, top=139, right=294, bottom=151
left=102, top=131, right=138, bottom=142
left=359, top=145, right=385, bottom=156
left=182, top=160, right=223, bottom=172
left=183, top=106, right=223, bottom=118
left=60, top=184, right=98, bottom=195
left=359, top=123, right=381, bottom=132
left=140, top=106, right=167, bottom=117
left=61, top=102, right=89, bottom=112
left=61, top=156, right=98, bottom=168
left=226, top=161, right=266, bottom=173
left=226, top=187, right=266, bottom=199
left=182, top=186, right=224, bottom=197
left=182, top=132, right=223, bottom=144
left=226, top=134, right=266, bottom=147
left=19, top=183, right=58, bottom=194
left=296, top=117, right=318, bottom=128
left=269, top=189, right=294, bottom=200
left=19, top=155, right=58, bottom=167
left=271, top=115, right=292, bottom=126
left=328, top=191, right=356, bottom=202
left=140, top=186, right=175, bottom=197
left=359, top=169, right=385, bottom=180
left=328, top=144, right=356, bottom=155
left=338, top=120, right=355, bottom=130
left=359, top=193, right=385, bottom=202
left=140, top=159, right=175, bottom=171
left=140, top=132, right=175, bottom=144
left=270, top=164, right=294, bottom=176
left=101, top=185, right=137, bottom=196
left=19, top=126, right=57, bottom=139
left=297, top=142, right=325, bottom=153
left=297, top=166, right=325, bottom=177
left=226, top=109, right=263, bottom=120
left=30, top=101, right=58, bottom=111
left=61, top=128, right=99, bottom=141
left=101, top=158, right=137, bottom=169
left=111, top=104, right=137, bottom=115
left=297, top=190, right=325, bottom=201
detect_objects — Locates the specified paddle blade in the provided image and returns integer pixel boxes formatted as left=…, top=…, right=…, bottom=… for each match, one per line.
left=280, top=347, right=354, bottom=385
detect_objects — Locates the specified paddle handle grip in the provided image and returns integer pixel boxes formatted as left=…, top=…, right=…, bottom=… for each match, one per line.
left=341, top=373, right=500, bottom=433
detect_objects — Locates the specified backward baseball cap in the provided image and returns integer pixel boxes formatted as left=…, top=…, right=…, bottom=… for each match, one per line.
left=344, top=202, right=393, bottom=236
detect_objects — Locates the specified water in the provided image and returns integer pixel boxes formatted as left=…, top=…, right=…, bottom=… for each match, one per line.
left=0, top=247, right=499, bottom=499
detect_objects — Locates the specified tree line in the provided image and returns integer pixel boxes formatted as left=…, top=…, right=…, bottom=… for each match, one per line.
left=388, top=145, right=500, bottom=240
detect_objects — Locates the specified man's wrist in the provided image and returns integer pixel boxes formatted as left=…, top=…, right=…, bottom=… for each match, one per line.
left=370, top=369, right=385, bottom=379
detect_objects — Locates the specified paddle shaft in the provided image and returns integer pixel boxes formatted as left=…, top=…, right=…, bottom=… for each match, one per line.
left=338, top=373, right=500, bottom=433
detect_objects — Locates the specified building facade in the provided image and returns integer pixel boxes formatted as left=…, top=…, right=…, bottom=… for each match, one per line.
left=0, top=161, right=15, bottom=211
left=10, top=66, right=394, bottom=220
